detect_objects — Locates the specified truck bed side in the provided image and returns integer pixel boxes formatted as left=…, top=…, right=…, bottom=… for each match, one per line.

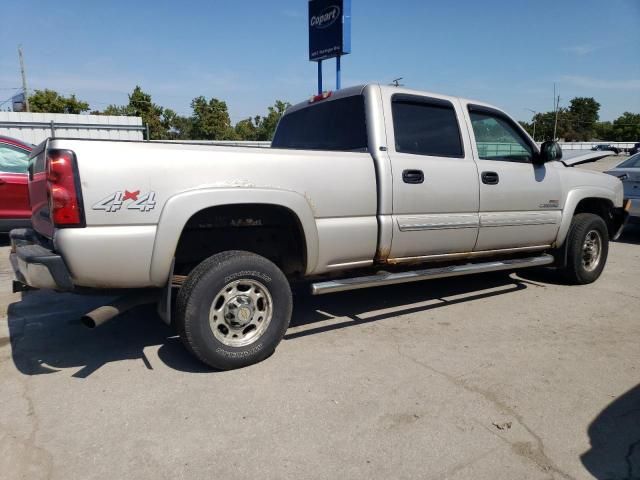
left=35, top=138, right=378, bottom=287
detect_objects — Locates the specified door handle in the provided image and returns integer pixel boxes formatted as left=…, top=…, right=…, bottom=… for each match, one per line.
left=402, top=169, right=424, bottom=184
left=0, top=178, right=6, bottom=185
left=481, top=171, right=499, bottom=185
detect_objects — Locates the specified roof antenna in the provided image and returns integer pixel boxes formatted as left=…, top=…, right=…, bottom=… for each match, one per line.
left=390, top=77, right=404, bottom=87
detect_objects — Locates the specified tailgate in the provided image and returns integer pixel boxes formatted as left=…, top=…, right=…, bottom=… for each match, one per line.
left=28, top=141, right=54, bottom=238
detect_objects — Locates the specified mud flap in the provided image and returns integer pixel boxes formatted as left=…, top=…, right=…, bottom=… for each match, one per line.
left=611, top=205, right=629, bottom=241
left=157, top=258, right=175, bottom=326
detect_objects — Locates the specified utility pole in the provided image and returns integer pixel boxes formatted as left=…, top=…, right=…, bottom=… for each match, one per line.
left=552, top=83, right=560, bottom=141
left=18, top=45, right=30, bottom=112
left=532, top=117, right=537, bottom=142
left=525, top=108, right=537, bottom=142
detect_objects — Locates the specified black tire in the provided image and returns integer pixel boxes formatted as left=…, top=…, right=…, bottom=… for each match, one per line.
left=559, top=213, right=609, bottom=285
left=175, top=251, right=292, bottom=370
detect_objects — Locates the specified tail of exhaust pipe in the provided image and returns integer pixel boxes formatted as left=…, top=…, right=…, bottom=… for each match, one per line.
left=81, top=292, right=159, bottom=328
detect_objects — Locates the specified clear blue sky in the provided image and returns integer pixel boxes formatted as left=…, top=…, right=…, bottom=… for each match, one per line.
left=1, top=0, right=638, bottom=123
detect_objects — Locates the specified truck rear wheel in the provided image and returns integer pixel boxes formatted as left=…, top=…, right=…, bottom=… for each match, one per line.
left=558, top=213, right=609, bottom=285
left=175, top=251, right=292, bottom=370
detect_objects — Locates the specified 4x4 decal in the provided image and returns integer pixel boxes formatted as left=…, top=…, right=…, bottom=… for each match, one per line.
left=93, top=190, right=157, bottom=212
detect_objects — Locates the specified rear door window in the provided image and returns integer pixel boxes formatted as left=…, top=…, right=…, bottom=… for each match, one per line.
left=391, top=95, right=464, bottom=158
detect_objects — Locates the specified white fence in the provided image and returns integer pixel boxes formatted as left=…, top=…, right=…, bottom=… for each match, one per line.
left=0, top=112, right=145, bottom=145
left=557, top=142, right=636, bottom=151
left=481, top=142, right=636, bottom=155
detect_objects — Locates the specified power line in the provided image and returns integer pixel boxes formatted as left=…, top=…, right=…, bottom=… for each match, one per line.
left=0, top=96, right=15, bottom=108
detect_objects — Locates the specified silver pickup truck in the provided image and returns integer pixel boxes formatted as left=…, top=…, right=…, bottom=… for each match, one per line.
left=10, top=84, right=630, bottom=369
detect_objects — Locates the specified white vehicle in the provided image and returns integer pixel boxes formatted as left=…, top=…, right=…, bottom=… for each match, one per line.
left=10, top=84, right=630, bottom=369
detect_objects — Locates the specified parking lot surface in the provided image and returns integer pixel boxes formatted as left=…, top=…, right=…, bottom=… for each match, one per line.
left=1, top=156, right=639, bottom=480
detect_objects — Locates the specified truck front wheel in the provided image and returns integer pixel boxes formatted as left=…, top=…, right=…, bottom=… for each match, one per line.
left=175, top=251, right=292, bottom=370
left=558, top=213, right=609, bottom=285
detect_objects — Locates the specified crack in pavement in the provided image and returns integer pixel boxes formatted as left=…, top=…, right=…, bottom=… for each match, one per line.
left=0, top=295, right=55, bottom=478
left=427, top=446, right=501, bottom=480
left=0, top=370, right=54, bottom=480
left=23, top=375, right=54, bottom=478
left=393, top=341, right=576, bottom=480
left=0, top=323, right=55, bottom=480
left=594, top=289, right=640, bottom=303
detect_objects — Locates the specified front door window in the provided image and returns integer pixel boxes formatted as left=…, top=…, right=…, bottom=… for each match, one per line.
left=470, top=112, right=533, bottom=163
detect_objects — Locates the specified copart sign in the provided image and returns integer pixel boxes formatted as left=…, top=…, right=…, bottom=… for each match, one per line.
left=308, top=0, right=351, bottom=62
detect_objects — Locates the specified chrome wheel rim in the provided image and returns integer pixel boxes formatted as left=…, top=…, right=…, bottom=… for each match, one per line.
left=582, top=230, right=602, bottom=272
left=209, top=279, right=273, bottom=347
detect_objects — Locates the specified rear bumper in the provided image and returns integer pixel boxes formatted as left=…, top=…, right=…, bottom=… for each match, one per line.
left=9, top=228, right=74, bottom=291
left=0, top=218, right=31, bottom=234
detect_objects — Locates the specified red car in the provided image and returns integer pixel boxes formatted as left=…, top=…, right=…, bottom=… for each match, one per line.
left=0, top=135, right=32, bottom=233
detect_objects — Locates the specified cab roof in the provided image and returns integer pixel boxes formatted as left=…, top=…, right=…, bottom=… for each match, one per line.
left=285, top=83, right=503, bottom=115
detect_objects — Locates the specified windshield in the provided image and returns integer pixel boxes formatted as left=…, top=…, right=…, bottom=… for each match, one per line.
left=617, top=153, right=640, bottom=169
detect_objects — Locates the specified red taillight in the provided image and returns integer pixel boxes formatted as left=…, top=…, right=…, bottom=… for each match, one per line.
left=46, top=149, right=83, bottom=226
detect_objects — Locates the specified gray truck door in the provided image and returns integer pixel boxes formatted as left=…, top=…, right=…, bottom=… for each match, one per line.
left=384, top=93, right=480, bottom=260
left=465, top=104, right=562, bottom=251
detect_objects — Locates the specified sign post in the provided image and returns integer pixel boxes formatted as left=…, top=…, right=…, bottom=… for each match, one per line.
left=309, top=0, right=351, bottom=94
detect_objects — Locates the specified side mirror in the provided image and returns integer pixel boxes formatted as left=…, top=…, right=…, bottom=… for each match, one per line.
left=535, top=141, right=563, bottom=164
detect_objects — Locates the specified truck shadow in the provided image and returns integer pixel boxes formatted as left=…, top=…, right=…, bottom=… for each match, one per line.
left=286, top=272, right=526, bottom=340
left=6, top=272, right=526, bottom=377
left=6, top=289, right=212, bottom=377
left=581, top=384, right=640, bottom=479
left=616, top=224, right=640, bottom=246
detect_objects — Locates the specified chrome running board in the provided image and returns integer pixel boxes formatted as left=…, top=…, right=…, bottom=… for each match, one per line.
left=310, top=254, right=554, bottom=295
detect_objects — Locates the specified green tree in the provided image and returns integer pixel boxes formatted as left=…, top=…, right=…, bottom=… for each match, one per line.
left=530, top=110, right=571, bottom=141
left=102, top=86, right=168, bottom=140
left=232, top=101, right=290, bottom=141
left=28, top=89, right=89, bottom=114
left=95, top=90, right=292, bottom=141
left=161, top=108, right=193, bottom=140
left=234, top=117, right=260, bottom=141
left=522, top=97, right=608, bottom=141
left=611, top=112, right=640, bottom=141
left=190, top=96, right=234, bottom=140
left=101, top=104, right=128, bottom=116
left=255, top=100, right=290, bottom=140
left=593, top=121, right=614, bottom=140
left=566, top=97, right=600, bottom=141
